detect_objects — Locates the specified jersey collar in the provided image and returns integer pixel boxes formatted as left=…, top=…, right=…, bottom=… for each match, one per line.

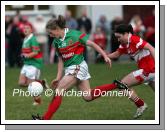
left=60, top=28, right=69, bottom=41
left=24, top=33, right=33, bottom=43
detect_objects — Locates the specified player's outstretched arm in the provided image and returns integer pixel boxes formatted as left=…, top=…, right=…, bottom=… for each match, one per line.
left=144, top=43, right=155, bottom=59
left=108, top=51, right=121, bottom=59
left=86, top=40, right=111, bottom=67
left=22, top=52, right=38, bottom=58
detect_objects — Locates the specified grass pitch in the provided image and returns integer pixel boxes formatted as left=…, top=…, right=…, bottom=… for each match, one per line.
left=5, top=61, right=155, bottom=120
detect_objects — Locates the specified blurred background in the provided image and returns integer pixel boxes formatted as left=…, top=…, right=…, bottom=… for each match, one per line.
left=5, top=5, right=155, bottom=67
left=5, top=5, right=156, bottom=120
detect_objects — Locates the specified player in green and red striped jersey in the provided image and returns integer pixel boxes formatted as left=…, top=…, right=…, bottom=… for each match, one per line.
left=32, top=15, right=120, bottom=120
left=18, top=24, right=48, bottom=106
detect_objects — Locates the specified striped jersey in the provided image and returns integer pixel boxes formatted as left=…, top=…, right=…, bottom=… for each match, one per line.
left=117, top=34, right=155, bottom=75
left=22, top=33, right=43, bottom=69
left=53, top=28, right=89, bottom=67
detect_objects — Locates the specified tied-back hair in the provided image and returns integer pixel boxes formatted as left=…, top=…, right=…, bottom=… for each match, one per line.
left=115, top=24, right=134, bottom=34
left=46, top=15, right=66, bottom=30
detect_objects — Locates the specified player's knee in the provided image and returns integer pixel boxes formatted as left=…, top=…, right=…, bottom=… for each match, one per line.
left=18, top=81, right=27, bottom=87
left=55, top=87, right=65, bottom=95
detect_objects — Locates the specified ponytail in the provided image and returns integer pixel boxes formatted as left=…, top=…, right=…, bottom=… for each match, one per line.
left=57, top=15, right=66, bottom=29
left=46, top=15, right=66, bottom=30
left=127, top=24, right=134, bottom=34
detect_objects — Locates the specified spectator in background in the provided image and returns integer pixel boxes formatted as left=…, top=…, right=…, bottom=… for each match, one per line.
left=33, top=14, right=49, bottom=64
left=77, top=9, right=92, bottom=34
left=6, top=15, right=23, bottom=67
left=77, top=9, right=92, bottom=62
left=143, top=9, right=155, bottom=47
left=96, top=15, right=110, bottom=35
left=110, top=17, right=124, bottom=61
left=129, top=15, right=145, bottom=38
left=92, top=26, right=107, bottom=63
left=5, top=16, right=12, bottom=66
left=65, top=10, right=78, bottom=29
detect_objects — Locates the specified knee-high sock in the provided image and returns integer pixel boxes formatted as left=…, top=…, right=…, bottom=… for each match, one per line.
left=130, top=96, right=144, bottom=107
left=43, top=95, right=62, bottom=120
left=91, top=83, right=117, bottom=100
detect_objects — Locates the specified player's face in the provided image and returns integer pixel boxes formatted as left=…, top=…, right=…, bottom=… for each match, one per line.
left=115, top=33, right=128, bottom=44
left=23, top=25, right=32, bottom=36
left=47, top=28, right=61, bottom=39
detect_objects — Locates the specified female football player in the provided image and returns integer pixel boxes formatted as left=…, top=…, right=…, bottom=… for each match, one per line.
left=32, top=15, right=116, bottom=120
left=18, top=23, right=48, bottom=105
left=107, top=24, right=155, bottom=118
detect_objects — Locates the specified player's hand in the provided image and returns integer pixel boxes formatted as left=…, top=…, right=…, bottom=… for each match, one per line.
left=51, top=79, right=59, bottom=89
left=104, top=56, right=112, bottom=68
left=21, top=53, right=30, bottom=58
left=20, top=54, right=26, bottom=60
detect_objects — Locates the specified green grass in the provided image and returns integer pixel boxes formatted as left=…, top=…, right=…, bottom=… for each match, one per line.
left=5, top=62, right=155, bottom=120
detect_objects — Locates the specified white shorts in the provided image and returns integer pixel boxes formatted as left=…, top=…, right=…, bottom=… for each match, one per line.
left=21, top=65, right=41, bottom=80
left=133, top=69, right=155, bottom=83
left=65, top=60, right=91, bottom=80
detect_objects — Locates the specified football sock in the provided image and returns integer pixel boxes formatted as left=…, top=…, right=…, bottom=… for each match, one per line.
left=130, top=96, right=144, bottom=107
left=43, top=95, right=62, bottom=120
left=91, top=83, right=117, bottom=100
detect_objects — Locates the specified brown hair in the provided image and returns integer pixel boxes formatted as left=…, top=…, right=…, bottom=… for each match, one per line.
left=46, top=15, right=66, bottom=30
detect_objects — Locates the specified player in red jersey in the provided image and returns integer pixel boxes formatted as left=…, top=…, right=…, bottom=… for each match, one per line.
left=107, top=24, right=155, bottom=118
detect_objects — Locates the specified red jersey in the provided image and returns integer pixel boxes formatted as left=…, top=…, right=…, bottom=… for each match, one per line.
left=93, top=32, right=107, bottom=49
left=117, top=34, right=155, bottom=75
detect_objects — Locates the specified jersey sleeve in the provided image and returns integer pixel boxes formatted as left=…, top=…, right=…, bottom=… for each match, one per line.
left=117, top=45, right=126, bottom=55
left=78, top=31, right=90, bottom=45
left=132, top=36, right=147, bottom=50
left=31, top=36, right=40, bottom=53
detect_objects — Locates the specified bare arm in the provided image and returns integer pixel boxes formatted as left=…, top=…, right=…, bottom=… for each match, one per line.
left=108, top=51, right=121, bottom=59
left=86, top=40, right=111, bottom=67
left=23, top=52, right=38, bottom=58
left=143, top=43, right=155, bottom=59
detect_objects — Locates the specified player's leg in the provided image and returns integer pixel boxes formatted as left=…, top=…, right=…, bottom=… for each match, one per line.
left=22, top=65, right=45, bottom=105
left=42, top=75, right=77, bottom=120
left=90, top=83, right=117, bottom=100
left=77, top=80, right=92, bottom=101
left=77, top=79, right=118, bottom=101
left=147, top=73, right=155, bottom=92
left=18, top=65, right=29, bottom=86
left=120, top=70, right=147, bottom=118
left=18, top=74, right=28, bottom=87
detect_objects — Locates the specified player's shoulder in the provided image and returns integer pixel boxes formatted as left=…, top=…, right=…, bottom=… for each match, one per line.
left=130, top=34, right=140, bottom=42
left=30, top=34, right=38, bottom=41
left=68, top=29, right=81, bottom=36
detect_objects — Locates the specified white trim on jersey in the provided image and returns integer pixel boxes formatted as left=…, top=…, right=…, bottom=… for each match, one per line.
left=60, top=28, right=69, bottom=41
left=23, top=33, right=33, bottom=45
left=136, top=38, right=143, bottom=49
left=133, top=49, right=150, bottom=62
